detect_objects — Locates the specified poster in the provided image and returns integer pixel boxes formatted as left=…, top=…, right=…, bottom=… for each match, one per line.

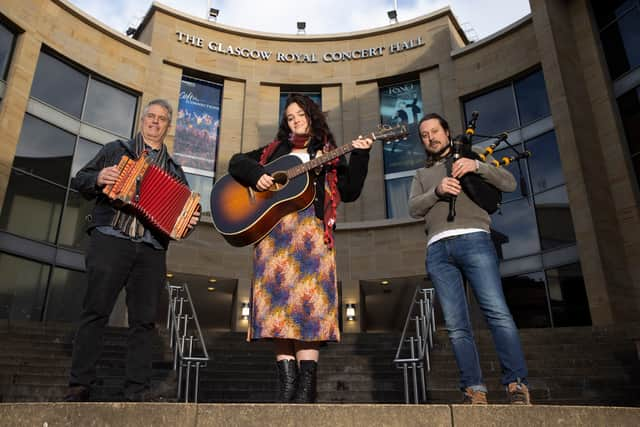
left=379, top=80, right=425, bottom=174
left=174, top=76, right=222, bottom=173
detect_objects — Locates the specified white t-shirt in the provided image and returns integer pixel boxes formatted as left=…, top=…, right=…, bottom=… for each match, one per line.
left=427, top=228, right=488, bottom=247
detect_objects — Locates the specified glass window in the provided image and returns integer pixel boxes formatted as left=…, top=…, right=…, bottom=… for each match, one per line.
left=83, top=79, right=137, bottom=137
left=30, top=52, right=87, bottom=118
left=279, top=91, right=321, bottom=119
left=502, top=271, right=551, bottom=328
left=546, top=263, right=591, bottom=326
left=617, top=87, right=640, bottom=188
left=13, top=115, right=75, bottom=186
left=71, top=138, right=102, bottom=178
left=0, top=253, right=50, bottom=321
left=61, top=139, right=101, bottom=248
left=0, top=21, right=16, bottom=81
left=380, top=80, right=425, bottom=174
left=464, top=85, right=518, bottom=138
left=184, top=173, right=212, bottom=217
left=175, top=76, right=223, bottom=174
left=44, top=268, right=86, bottom=322
left=526, top=131, right=564, bottom=193
left=600, top=6, right=640, bottom=80
left=514, top=71, right=551, bottom=125
left=534, top=186, right=576, bottom=250
left=57, top=190, right=92, bottom=249
left=385, top=176, right=414, bottom=218
left=492, top=146, right=527, bottom=203
left=592, top=0, right=637, bottom=28
left=491, top=198, right=541, bottom=260
left=0, top=169, right=66, bottom=243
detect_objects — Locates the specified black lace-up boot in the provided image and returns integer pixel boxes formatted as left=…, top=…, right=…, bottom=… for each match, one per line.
left=294, top=360, right=317, bottom=403
left=276, top=359, right=298, bottom=402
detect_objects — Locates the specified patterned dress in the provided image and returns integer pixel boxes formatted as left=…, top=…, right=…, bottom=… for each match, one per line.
left=247, top=205, right=340, bottom=343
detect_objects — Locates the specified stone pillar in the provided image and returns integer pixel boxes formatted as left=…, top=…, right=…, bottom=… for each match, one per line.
left=529, top=0, right=638, bottom=323
left=0, top=33, right=41, bottom=210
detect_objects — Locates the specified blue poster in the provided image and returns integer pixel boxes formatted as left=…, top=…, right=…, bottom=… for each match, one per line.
left=379, top=80, right=425, bottom=174
left=174, top=76, right=222, bottom=173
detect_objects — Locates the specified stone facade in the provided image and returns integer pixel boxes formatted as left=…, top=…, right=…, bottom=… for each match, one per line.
left=0, top=0, right=638, bottom=330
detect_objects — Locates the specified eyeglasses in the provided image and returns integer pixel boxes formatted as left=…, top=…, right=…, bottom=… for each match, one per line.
left=144, top=113, right=169, bottom=123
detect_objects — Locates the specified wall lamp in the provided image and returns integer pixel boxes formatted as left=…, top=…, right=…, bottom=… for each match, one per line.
left=297, top=21, right=306, bottom=34
left=345, top=303, right=356, bottom=321
left=209, top=8, right=219, bottom=21
left=241, top=302, right=250, bottom=320
left=387, top=10, right=398, bottom=24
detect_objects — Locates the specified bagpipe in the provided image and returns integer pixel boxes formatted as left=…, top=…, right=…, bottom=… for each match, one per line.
left=447, top=111, right=531, bottom=220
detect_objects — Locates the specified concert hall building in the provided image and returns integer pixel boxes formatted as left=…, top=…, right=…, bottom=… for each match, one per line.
left=0, top=0, right=639, bottom=333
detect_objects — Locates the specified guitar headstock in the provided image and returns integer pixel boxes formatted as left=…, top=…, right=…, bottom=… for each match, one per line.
left=370, top=124, right=409, bottom=144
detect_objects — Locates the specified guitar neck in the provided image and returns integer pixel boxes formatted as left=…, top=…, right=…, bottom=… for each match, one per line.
left=286, top=133, right=375, bottom=179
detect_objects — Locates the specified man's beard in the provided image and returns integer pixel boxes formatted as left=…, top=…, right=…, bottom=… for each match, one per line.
left=427, top=139, right=451, bottom=159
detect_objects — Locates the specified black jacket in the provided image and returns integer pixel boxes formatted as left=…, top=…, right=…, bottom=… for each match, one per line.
left=71, top=138, right=188, bottom=249
left=228, top=139, right=370, bottom=222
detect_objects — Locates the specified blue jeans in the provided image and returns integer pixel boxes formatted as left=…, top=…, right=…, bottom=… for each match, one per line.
left=426, top=232, right=528, bottom=390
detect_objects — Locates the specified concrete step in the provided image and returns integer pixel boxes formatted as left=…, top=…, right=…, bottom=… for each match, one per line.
left=1, top=402, right=639, bottom=427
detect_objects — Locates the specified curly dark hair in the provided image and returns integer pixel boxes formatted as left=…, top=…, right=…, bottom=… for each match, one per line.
left=276, top=93, right=336, bottom=151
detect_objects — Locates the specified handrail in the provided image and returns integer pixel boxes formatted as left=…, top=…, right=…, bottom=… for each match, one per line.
left=166, top=281, right=210, bottom=403
left=393, top=286, right=435, bottom=404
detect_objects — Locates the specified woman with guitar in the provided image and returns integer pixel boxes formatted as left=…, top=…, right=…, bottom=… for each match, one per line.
left=228, top=94, right=373, bottom=403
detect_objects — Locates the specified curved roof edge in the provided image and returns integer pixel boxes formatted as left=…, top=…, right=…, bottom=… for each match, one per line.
left=451, top=14, right=532, bottom=58
left=135, top=1, right=469, bottom=43
left=53, top=0, right=151, bottom=54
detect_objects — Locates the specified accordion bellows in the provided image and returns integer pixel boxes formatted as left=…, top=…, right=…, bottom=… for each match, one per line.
left=103, top=153, right=201, bottom=240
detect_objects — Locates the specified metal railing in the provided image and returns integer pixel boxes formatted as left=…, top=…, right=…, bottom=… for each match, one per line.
left=393, top=287, right=436, bottom=404
left=166, top=282, right=210, bottom=403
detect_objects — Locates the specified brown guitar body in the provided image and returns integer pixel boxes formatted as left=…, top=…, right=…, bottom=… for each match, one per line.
left=210, top=155, right=315, bottom=246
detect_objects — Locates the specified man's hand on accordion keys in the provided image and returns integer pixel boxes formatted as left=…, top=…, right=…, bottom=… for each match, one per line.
left=188, top=209, right=201, bottom=229
left=97, top=165, right=121, bottom=187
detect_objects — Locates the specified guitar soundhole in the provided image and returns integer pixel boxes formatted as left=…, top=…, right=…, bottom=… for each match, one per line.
left=270, top=172, right=288, bottom=191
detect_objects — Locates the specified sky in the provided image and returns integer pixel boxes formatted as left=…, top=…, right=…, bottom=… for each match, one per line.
left=66, top=0, right=532, bottom=41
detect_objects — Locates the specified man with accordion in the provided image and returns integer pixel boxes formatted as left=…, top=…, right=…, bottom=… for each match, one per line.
left=64, top=99, right=199, bottom=402
left=408, top=112, right=531, bottom=405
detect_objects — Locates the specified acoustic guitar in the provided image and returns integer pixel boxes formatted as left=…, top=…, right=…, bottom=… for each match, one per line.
left=210, top=124, right=408, bottom=247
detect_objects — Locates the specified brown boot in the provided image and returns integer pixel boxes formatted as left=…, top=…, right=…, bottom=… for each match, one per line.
left=294, top=360, right=317, bottom=403
left=276, top=359, right=298, bottom=402
left=507, top=380, right=531, bottom=405
left=462, top=387, right=488, bottom=404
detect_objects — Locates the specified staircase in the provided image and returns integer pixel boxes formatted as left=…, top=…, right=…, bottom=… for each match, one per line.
left=1, top=319, right=639, bottom=406
left=196, top=332, right=404, bottom=403
left=0, top=320, right=175, bottom=402
left=426, top=324, right=640, bottom=406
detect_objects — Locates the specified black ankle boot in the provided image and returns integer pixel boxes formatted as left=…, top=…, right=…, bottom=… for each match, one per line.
left=276, top=359, right=298, bottom=402
left=294, top=360, right=317, bottom=403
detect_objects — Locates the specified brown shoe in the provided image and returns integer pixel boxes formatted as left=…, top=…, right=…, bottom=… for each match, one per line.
left=507, top=381, right=531, bottom=405
left=462, top=387, right=488, bottom=404
left=64, top=385, right=90, bottom=402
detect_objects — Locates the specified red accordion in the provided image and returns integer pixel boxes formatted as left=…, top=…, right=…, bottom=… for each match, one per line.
left=102, top=153, right=201, bottom=240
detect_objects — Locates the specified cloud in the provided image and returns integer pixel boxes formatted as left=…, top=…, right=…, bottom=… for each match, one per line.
left=67, top=0, right=531, bottom=39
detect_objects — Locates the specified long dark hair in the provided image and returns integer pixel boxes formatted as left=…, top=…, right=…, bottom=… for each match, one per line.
left=419, top=112, right=451, bottom=167
left=276, top=93, right=336, bottom=151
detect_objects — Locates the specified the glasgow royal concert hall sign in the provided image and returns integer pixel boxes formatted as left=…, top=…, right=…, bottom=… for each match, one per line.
left=175, top=31, right=426, bottom=63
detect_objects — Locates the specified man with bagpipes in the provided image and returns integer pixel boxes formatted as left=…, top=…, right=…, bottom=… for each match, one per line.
left=408, top=112, right=531, bottom=405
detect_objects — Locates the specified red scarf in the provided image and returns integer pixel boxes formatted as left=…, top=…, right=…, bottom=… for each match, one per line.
left=259, top=136, right=340, bottom=249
